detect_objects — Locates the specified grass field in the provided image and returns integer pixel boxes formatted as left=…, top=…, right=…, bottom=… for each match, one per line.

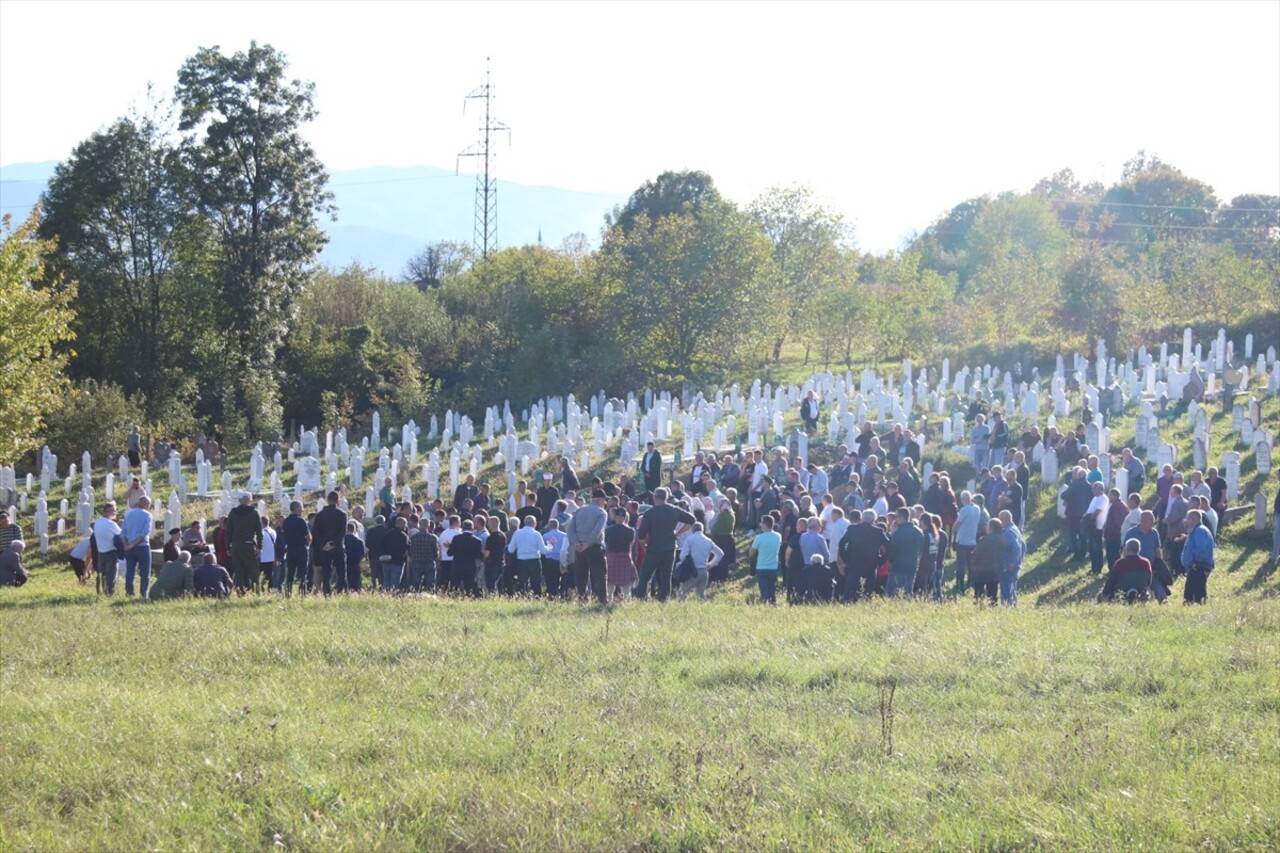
left=2, top=586, right=1279, bottom=850
left=3, top=359, right=1279, bottom=849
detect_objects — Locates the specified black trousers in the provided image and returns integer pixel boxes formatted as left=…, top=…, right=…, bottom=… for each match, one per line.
left=573, top=544, right=607, bottom=604
left=317, top=550, right=344, bottom=596
left=843, top=564, right=879, bottom=602
left=974, top=581, right=998, bottom=604
left=1184, top=566, right=1209, bottom=604
left=285, top=550, right=307, bottom=592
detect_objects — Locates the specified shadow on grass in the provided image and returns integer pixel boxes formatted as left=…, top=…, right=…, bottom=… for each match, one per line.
left=0, top=593, right=99, bottom=611
left=1236, top=556, right=1279, bottom=596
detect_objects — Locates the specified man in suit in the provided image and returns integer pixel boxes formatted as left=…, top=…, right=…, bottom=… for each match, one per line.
left=312, top=490, right=348, bottom=596
left=641, top=441, right=663, bottom=494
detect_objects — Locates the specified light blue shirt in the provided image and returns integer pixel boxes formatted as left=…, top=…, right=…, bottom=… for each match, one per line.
left=122, top=507, right=152, bottom=548
left=542, top=529, right=566, bottom=560
left=954, top=504, right=981, bottom=546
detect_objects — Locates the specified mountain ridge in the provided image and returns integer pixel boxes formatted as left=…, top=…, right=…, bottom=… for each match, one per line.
left=0, top=161, right=627, bottom=275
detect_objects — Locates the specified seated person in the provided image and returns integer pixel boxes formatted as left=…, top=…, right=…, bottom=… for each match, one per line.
left=1098, top=538, right=1153, bottom=603
left=193, top=553, right=233, bottom=598
left=0, top=540, right=29, bottom=587
left=148, top=551, right=195, bottom=600
left=183, top=521, right=210, bottom=555
left=163, top=528, right=184, bottom=562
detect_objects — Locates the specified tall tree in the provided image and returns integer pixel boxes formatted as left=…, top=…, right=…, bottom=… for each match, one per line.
left=599, top=173, right=780, bottom=386
left=38, top=104, right=202, bottom=426
left=0, top=213, right=77, bottom=464
left=749, top=185, right=851, bottom=362
left=402, top=240, right=473, bottom=291
left=176, top=42, right=334, bottom=437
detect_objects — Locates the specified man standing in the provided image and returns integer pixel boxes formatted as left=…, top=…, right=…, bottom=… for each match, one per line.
left=635, top=488, right=697, bottom=602
left=311, top=491, right=348, bottom=596
left=1120, top=448, right=1146, bottom=495
left=1179, top=510, right=1215, bottom=604
left=640, top=441, right=663, bottom=494
left=382, top=517, right=411, bottom=592
left=407, top=516, right=440, bottom=593
left=1102, top=487, right=1128, bottom=569
left=226, top=491, right=263, bottom=595
left=800, top=389, right=820, bottom=435
left=447, top=519, right=483, bottom=597
left=281, top=501, right=311, bottom=596
left=121, top=495, right=155, bottom=597
left=1162, top=483, right=1189, bottom=573
left=565, top=489, right=609, bottom=604
left=951, top=491, right=981, bottom=592
left=127, top=425, right=142, bottom=468
left=989, top=411, right=1009, bottom=468
left=1085, top=482, right=1109, bottom=575
left=999, top=468, right=1024, bottom=529
left=998, top=509, right=1025, bottom=606
left=886, top=509, right=924, bottom=598
left=506, top=515, right=549, bottom=597
left=1063, top=467, right=1092, bottom=560
left=749, top=515, right=783, bottom=605
left=92, top=502, right=123, bottom=595
left=839, top=509, right=890, bottom=602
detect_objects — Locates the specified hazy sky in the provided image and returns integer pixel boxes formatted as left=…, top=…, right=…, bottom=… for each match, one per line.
left=2, top=0, right=1277, bottom=252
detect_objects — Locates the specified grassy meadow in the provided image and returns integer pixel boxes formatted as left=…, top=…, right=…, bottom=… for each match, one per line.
left=2, top=365, right=1279, bottom=849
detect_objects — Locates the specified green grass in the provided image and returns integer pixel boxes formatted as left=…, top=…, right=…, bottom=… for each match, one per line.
left=2, top=588, right=1279, bottom=850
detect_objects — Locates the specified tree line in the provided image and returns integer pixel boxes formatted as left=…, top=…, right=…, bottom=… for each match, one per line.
left=1, top=42, right=1277, bottom=467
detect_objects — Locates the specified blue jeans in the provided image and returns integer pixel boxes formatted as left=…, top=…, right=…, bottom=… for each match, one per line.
left=409, top=561, right=436, bottom=593
left=1000, top=568, right=1019, bottom=606
left=931, top=568, right=945, bottom=601
left=383, top=562, right=405, bottom=592
left=972, top=447, right=988, bottom=473
left=1272, top=513, right=1279, bottom=560
left=757, top=569, right=778, bottom=604
left=125, top=545, right=151, bottom=597
left=886, top=570, right=916, bottom=598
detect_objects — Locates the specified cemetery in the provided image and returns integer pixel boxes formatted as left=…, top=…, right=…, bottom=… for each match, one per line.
left=2, top=327, right=1278, bottom=851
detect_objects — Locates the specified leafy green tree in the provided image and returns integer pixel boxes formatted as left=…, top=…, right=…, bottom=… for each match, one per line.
left=599, top=176, right=780, bottom=386
left=176, top=41, right=334, bottom=437
left=436, top=245, right=609, bottom=409
left=748, top=185, right=851, bottom=363
left=38, top=106, right=204, bottom=427
left=403, top=240, right=473, bottom=291
left=606, top=170, right=722, bottom=235
left=0, top=213, right=77, bottom=464
left=1100, top=152, right=1218, bottom=248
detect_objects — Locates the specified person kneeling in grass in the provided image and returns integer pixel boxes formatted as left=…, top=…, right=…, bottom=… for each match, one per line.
left=0, top=540, right=29, bottom=588
left=193, top=553, right=233, bottom=599
left=149, top=551, right=195, bottom=601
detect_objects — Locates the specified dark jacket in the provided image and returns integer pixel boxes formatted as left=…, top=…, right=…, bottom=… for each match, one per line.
left=970, top=534, right=1004, bottom=584
left=838, top=523, right=890, bottom=573
left=887, top=523, right=925, bottom=575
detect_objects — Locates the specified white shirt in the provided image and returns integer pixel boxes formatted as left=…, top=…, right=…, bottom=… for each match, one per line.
left=507, top=526, right=549, bottom=559
left=678, top=531, right=724, bottom=568
left=1087, top=495, right=1109, bottom=530
left=92, top=516, right=122, bottom=553
left=70, top=537, right=91, bottom=561
left=824, top=517, right=850, bottom=558
left=260, top=527, right=277, bottom=562
left=438, top=527, right=459, bottom=561
left=872, top=496, right=889, bottom=518
left=1120, top=509, right=1142, bottom=544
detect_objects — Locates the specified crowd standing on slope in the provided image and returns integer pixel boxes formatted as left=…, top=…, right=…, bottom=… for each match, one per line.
left=8, top=395, right=1277, bottom=607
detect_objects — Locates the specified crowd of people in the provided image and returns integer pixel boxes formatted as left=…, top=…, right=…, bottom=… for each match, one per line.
left=6, top=399, right=1267, bottom=608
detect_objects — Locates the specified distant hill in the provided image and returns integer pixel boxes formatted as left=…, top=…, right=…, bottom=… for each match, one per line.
left=0, top=162, right=626, bottom=276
